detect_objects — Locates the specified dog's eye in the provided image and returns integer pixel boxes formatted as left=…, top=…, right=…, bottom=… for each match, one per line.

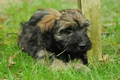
left=66, top=29, right=72, bottom=34
left=59, top=27, right=73, bottom=34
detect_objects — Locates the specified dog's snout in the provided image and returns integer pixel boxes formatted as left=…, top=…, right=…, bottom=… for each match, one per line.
left=79, top=43, right=86, bottom=50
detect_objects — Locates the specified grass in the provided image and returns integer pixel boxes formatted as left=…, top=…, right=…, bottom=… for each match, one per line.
left=0, top=0, right=120, bottom=80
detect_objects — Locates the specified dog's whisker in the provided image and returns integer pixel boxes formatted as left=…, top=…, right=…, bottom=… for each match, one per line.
left=56, top=49, right=66, bottom=57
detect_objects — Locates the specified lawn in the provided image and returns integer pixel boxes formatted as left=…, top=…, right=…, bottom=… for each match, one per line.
left=0, top=0, right=120, bottom=80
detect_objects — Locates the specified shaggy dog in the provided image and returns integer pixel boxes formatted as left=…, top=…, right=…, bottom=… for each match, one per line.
left=18, top=8, right=92, bottom=65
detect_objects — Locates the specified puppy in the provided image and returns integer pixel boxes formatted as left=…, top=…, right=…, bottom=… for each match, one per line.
left=18, top=8, right=92, bottom=65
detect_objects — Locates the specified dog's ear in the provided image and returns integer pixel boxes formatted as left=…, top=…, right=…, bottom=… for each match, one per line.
left=45, top=8, right=61, bottom=16
left=37, top=8, right=61, bottom=34
left=36, top=15, right=60, bottom=49
left=28, top=10, right=50, bottom=26
left=35, top=9, right=61, bottom=49
left=37, top=15, right=60, bottom=34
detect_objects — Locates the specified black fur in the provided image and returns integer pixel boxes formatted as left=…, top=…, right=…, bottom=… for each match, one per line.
left=18, top=9, right=92, bottom=65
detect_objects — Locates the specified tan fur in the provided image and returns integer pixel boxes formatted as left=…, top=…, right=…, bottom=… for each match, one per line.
left=45, top=8, right=61, bottom=16
left=58, top=9, right=86, bottom=28
left=37, top=15, right=58, bottom=33
left=37, top=8, right=61, bottom=33
left=37, top=9, right=86, bottom=33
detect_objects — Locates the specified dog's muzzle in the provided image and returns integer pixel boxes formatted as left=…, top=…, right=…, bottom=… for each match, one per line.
left=78, top=43, right=87, bottom=51
left=64, top=31, right=92, bottom=52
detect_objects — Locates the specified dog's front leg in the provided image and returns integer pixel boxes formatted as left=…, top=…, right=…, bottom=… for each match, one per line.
left=67, top=58, right=90, bottom=72
left=80, top=53, right=88, bottom=65
left=35, top=49, right=54, bottom=65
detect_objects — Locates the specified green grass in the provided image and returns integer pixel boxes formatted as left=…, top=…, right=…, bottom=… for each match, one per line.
left=0, top=0, right=120, bottom=80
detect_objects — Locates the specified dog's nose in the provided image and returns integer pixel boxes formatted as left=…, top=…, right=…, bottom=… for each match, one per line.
left=79, top=43, right=86, bottom=50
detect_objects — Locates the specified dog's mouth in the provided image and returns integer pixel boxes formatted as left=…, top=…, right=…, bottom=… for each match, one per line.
left=78, top=46, right=86, bottom=51
left=78, top=44, right=87, bottom=51
left=56, top=45, right=91, bottom=56
left=65, top=45, right=90, bottom=52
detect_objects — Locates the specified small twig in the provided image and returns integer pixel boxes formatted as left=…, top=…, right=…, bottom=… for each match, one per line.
left=13, top=48, right=24, bottom=57
left=8, top=48, right=24, bottom=68
left=101, top=32, right=114, bottom=35
left=6, top=32, right=19, bottom=37
left=57, top=49, right=66, bottom=57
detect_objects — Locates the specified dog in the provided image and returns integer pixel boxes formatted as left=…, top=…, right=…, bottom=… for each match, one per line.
left=18, top=8, right=92, bottom=66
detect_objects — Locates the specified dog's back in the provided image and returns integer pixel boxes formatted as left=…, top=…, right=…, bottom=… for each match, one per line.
left=18, top=10, right=50, bottom=56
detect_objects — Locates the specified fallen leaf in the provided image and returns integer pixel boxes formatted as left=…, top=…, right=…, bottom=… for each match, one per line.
left=0, top=15, right=7, bottom=23
left=8, top=48, right=24, bottom=68
left=103, top=54, right=109, bottom=60
left=101, top=27, right=105, bottom=33
left=99, top=54, right=109, bottom=62
left=0, top=26, right=3, bottom=30
left=8, top=57, right=16, bottom=68
left=99, top=54, right=114, bottom=63
left=13, top=55, right=19, bottom=58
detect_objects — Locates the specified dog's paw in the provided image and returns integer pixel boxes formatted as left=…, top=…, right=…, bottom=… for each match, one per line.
left=67, top=60, right=91, bottom=72
left=49, top=58, right=67, bottom=71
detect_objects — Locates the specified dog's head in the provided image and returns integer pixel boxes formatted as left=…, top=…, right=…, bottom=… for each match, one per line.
left=53, top=9, right=92, bottom=52
left=37, top=9, right=92, bottom=53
